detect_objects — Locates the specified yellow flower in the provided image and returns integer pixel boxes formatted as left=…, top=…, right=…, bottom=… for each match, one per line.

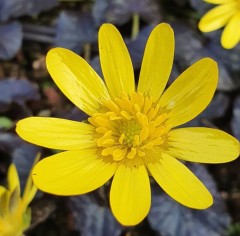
left=16, top=23, right=239, bottom=226
left=198, top=0, right=240, bottom=49
left=0, top=156, right=39, bottom=236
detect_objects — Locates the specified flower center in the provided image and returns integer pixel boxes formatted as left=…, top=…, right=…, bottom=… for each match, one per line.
left=119, top=120, right=142, bottom=147
left=88, top=92, right=171, bottom=161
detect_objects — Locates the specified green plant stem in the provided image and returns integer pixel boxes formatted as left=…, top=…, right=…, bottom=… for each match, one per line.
left=83, top=43, right=91, bottom=63
left=131, top=13, right=140, bottom=40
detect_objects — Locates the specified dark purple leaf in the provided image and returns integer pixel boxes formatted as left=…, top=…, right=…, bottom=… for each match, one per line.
left=69, top=194, right=123, bottom=236
left=13, top=142, right=41, bottom=191
left=62, top=107, right=89, bottom=122
left=0, top=133, right=22, bottom=153
left=0, top=0, right=59, bottom=21
left=190, top=0, right=213, bottom=15
left=0, top=21, right=22, bottom=60
left=0, top=133, right=19, bottom=178
left=0, top=132, right=41, bottom=190
left=90, top=56, right=102, bottom=77
left=184, top=93, right=230, bottom=127
left=127, top=25, right=155, bottom=69
left=231, top=95, right=240, bottom=140
left=148, top=163, right=230, bottom=236
left=55, top=11, right=97, bottom=53
left=0, top=78, right=40, bottom=112
left=93, top=0, right=161, bottom=26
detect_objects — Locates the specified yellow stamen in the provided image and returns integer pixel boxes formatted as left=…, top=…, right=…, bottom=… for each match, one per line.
left=119, top=133, right=125, bottom=144
left=89, top=92, right=171, bottom=162
left=127, top=148, right=137, bottom=159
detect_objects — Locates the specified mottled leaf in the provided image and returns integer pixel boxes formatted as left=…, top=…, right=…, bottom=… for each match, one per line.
left=0, top=132, right=41, bottom=190
left=0, top=78, right=40, bottom=112
left=190, top=0, right=213, bottom=15
left=13, top=142, right=41, bottom=191
left=60, top=107, right=89, bottom=122
left=148, top=163, right=230, bottom=236
left=55, top=11, right=97, bottom=53
left=231, top=95, right=240, bottom=140
left=0, top=133, right=23, bottom=153
left=0, top=21, right=22, bottom=60
left=0, top=0, right=59, bottom=21
left=93, top=0, right=161, bottom=26
left=90, top=56, right=102, bottom=77
left=184, top=93, right=230, bottom=127
left=69, top=194, right=123, bottom=236
left=128, top=25, right=154, bottom=69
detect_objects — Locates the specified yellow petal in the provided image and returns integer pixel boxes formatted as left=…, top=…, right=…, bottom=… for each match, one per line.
left=0, top=190, right=11, bottom=215
left=22, top=153, right=40, bottom=209
left=138, top=23, right=174, bottom=102
left=46, top=47, right=110, bottom=115
left=9, top=186, right=21, bottom=213
left=110, top=160, right=150, bottom=226
left=16, top=117, right=96, bottom=150
left=7, top=164, right=20, bottom=194
left=146, top=152, right=213, bottom=209
left=167, top=127, right=239, bottom=163
left=158, top=58, right=218, bottom=127
left=32, top=149, right=116, bottom=195
left=199, top=4, right=238, bottom=32
left=0, top=186, right=6, bottom=196
left=99, top=24, right=135, bottom=98
left=221, top=12, right=240, bottom=49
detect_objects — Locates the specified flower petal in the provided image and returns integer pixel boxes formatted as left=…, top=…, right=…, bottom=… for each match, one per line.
left=7, top=164, right=20, bottom=194
left=0, top=186, right=6, bottom=195
left=138, top=23, right=174, bottom=102
left=158, top=58, right=218, bottom=127
left=199, top=4, right=238, bottom=32
left=99, top=24, right=135, bottom=98
left=146, top=152, right=213, bottom=209
left=167, top=127, right=239, bottom=163
left=221, top=12, right=240, bottom=49
left=16, top=117, right=96, bottom=150
left=22, top=154, right=40, bottom=208
left=110, top=160, right=151, bottom=226
left=32, top=149, right=117, bottom=195
left=46, top=47, right=110, bottom=115
left=0, top=190, right=11, bottom=215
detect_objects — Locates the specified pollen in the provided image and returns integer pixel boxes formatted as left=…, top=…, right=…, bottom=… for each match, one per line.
left=88, top=92, right=171, bottom=161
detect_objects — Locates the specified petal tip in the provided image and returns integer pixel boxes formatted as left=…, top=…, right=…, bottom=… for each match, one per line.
left=201, top=57, right=218, bottom=79
left=181, top=188, right=213, bottom=210
left=198, top=192, right=213, bottom=209
left=15, top=118, right=28, bottom=137
left=198, top=20, right=209, bottom=32
left=221, top=37, right=236, bottom=49
left=99, top=23, right=116, bottom=35
left=155, top=22, right=174, bottom=35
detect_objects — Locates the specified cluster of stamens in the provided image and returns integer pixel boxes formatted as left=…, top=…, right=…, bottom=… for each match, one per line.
left=88, top=92, right=171, bottom=161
